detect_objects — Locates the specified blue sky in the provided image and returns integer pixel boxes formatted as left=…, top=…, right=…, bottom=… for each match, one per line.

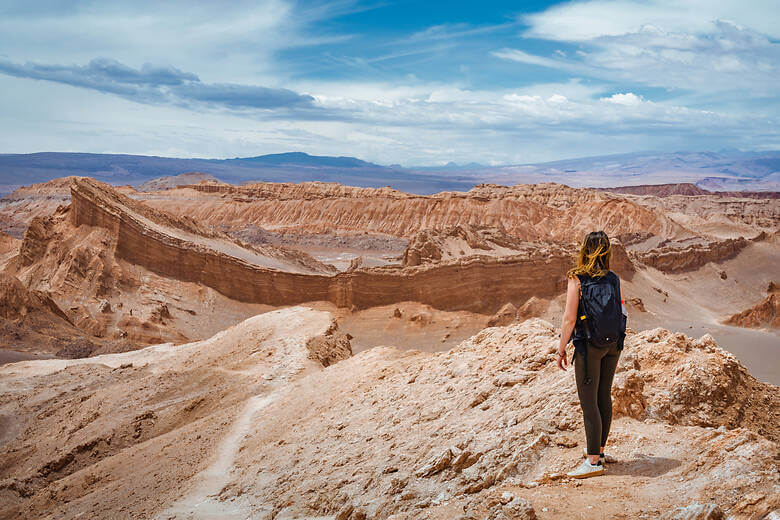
left=0, top=0, right=778, bottom=165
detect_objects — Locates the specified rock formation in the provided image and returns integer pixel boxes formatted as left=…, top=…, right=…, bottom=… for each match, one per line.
left=0, top=272, right=108, bottom=359
left=0, top=231, right=19, bottom=270
left=0, top=177, right=74, bottom=237
left=599, top=182, right=779, bottom=199
left=487, top=302, right=518, bottom=327
left=403, top=226, right=536, bottom=267
left=517, top=296, right=549, bottom=319
left=140, top=181, right=696, bottom=243
left=630, top=236, right=754, bottom=273
left=2, top=310, right=776, bottom=519
left=724, top=282, right=779, bottom=329
left=135, top=172, right=218, bottom=191
left=9, top=179, right=635, bottom=315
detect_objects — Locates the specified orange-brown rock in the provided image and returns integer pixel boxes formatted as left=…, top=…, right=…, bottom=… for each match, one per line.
left=626, top=297, right=646, bottom=312
left=0, top=231, right=20, bottom=270
left=115, top=314, right=189, bottom=344
left=631, top=237, right=753, bottom=273
left=600, top=182, right=779, bottom=199
left=0, top=272, right=108, bottom=359
left=487, top=302, right=518, bottom=327
left=623, top=190, right=779, bottom=238
left=517, top=296, right=549, bottom=319
left=0, top=272, right=70, bottom=322
left=47, top=179, right=609, bottom=314
left=599, top=183, right=711, bottom=197
left=0, top=177, right=74, bottom=237
left=402, top=225, right=535, bottom=266
left=724, top=282, right=779, bottom=329
left=141, top=181, right=694, bottom=243
left=136, top=172, right=218, bottom=192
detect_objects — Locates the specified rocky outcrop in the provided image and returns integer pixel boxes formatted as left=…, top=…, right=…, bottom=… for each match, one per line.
left=517, top=296, right=549, bottom=319
left=305, top=322, right=353, bottom=367
left=600, top=183, right=779, bottom=199
left=487, top=303, right=518, bottom=327
left=0, top=272, right=70, bottom=323
left=1, top=310, right=777, bottom=519
left=724, top=282, right=779, bottom=329
left=631, top=236, right=753, bottom=273
left=42, top=179, right=619, bottom=314
left=135, top=172, right=218, bottom=192
left=402, top=226, right=532, bottom=266
left=143, top=181, right=694, bottom=243
left=0, top=231, right=20, bottom=270
left=0, top=272, right=108, bottom=359
left=215, top=318, right=779, bottom=519
left=0, top=177, right=74, bottom=237
left=599, top=183, right=711, bottom=197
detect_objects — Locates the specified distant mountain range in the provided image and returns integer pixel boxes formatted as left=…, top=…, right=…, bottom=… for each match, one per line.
left=0, top=150, right=777, bottom=196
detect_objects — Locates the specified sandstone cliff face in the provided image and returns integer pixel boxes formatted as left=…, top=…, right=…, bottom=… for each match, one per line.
left=401, top=225, right=636, bottom=283
left=140, top=181, right=695, bottom=243
left=135, top=172, right=218, bottom=191
left=402, top=226, right=537, bottom=266
left=30, top=180, right=594, bottom=314
left=0, top=310, right=776, bottom=519
left=0, top=272, right=110, bottom=359
left=724, top=282, right=779, bottom=329
left=0, top=231, right=20, bottom=271
left=69, top=177, right=337, bottom=276
left=601, top=182, right=780, bottom=199
left=624, top=191, right=780, bottom=238
left=630, top=236, right=755, bottom=273
left=0, top=177, right=74, bottom=237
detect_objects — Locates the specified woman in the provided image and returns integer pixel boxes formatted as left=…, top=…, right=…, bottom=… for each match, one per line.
left=556, top=231, right=626, bottom=479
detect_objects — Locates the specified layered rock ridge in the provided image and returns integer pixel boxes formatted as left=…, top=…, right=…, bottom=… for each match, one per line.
left=59, top=179, right=631, bottom=313
left=148, top=181, right=695, bottom=242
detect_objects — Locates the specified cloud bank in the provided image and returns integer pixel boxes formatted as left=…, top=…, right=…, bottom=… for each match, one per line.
left=0, top=57, right=315, bottom=111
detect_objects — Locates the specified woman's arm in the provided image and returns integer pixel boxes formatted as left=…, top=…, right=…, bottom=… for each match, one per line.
left=557, top=277, right=579, bottom=370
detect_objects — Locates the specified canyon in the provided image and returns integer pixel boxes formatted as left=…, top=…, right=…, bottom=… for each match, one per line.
left=0, top=173, right=777, bottom=519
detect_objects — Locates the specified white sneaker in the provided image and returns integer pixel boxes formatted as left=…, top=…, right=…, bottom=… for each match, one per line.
left=582, top=448, right=615, bottom=464
left=567, top=459, right=604, bottom=479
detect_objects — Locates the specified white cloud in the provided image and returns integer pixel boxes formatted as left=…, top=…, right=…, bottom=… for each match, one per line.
left=522, top=0, right=780, bottom=41
left=600, top=92, right=643, bottom=105
left=500, top=17, right=779, bottom=96
left=491, top=48, right=575, bottom=70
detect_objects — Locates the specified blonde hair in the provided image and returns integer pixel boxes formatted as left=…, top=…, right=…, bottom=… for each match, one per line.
left=566, top=231, right=611, bottom=279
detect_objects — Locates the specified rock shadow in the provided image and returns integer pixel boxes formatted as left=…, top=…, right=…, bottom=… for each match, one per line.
left=606, top=454, right=681, bottom=477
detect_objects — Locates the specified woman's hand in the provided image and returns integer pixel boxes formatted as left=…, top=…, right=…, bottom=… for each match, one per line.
left=557, top=277, right=579, bottom=372
left=557, top=345, right=568, bottom=371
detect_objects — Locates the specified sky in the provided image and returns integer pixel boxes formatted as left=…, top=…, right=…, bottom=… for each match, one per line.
left=0, top=0, right=778, bottom=165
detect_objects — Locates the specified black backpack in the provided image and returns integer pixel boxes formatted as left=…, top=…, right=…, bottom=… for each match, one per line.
left=576, top=272, right=626, bottom=348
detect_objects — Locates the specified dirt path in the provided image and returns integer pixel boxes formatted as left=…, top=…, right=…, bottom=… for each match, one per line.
left=159, top=391, right=283, bottom=519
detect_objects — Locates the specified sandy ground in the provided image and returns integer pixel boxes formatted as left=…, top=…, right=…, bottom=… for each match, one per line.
left=0, top=307, right=342, bottom=520
left=297, top=245, right=402, bottom=270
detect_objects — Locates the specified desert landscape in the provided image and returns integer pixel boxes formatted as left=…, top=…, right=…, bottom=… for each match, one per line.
left=0, top=171, right=777, bottom=519
left=1, top=0, right=779, bottom=517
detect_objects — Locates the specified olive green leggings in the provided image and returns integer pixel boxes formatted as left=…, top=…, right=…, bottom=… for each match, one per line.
left=574, top=342, right=621, bottom=455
